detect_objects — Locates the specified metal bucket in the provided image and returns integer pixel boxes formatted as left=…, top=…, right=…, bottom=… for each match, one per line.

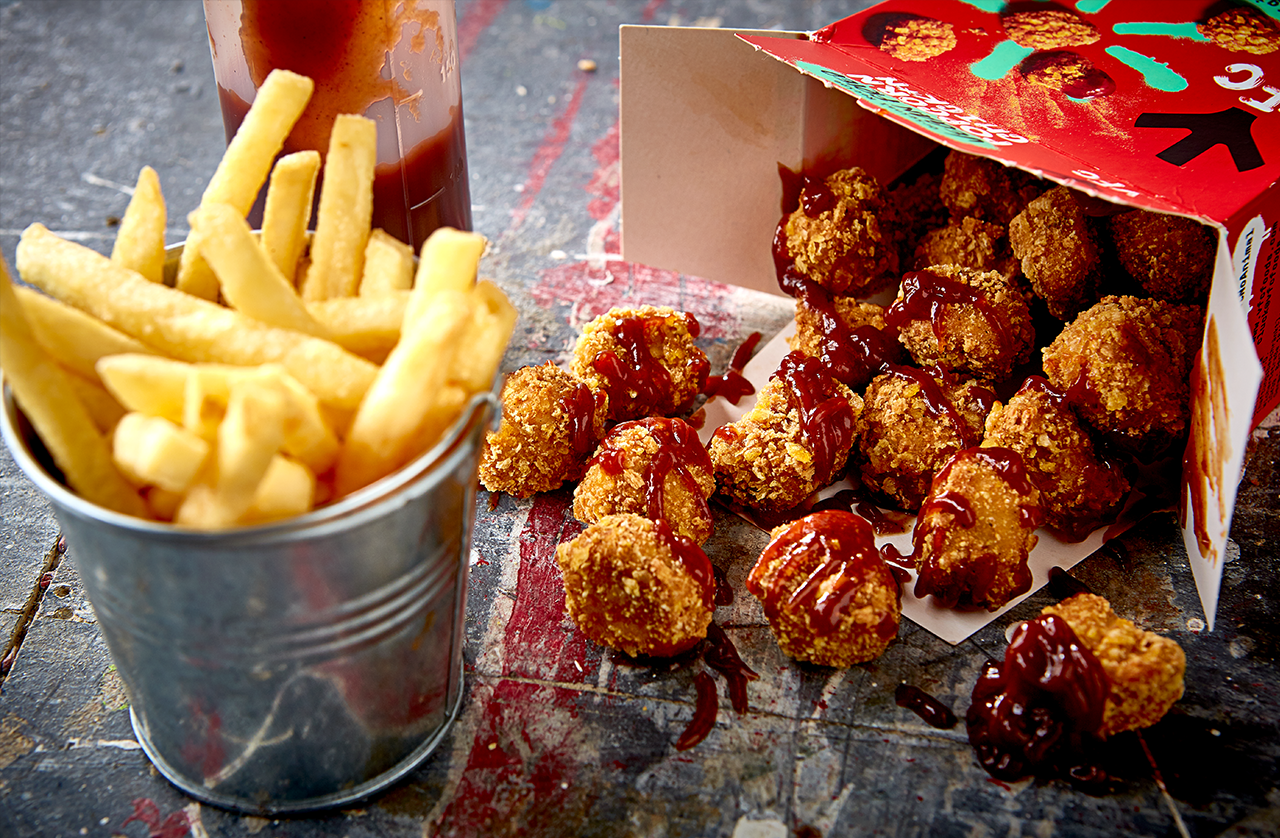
left=1, top=384, right=497, bottom=815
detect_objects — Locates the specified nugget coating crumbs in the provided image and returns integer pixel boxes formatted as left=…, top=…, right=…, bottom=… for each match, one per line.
left=875, top=14, right=957, bottom=62
left=570, top=305, right=709, bottom=422
left=480, top=363, right=608, bottom=498
left=939, top=151, right=1045, bottom=227
left=913, top=447, right=1041, bottom=611
left=982, top=378, right=1129, bottom=542
left=1002, top=10, right=1100, bottom=49
left=710, top=353, right=860, bottom=514
left=1109, top=209, right=1215, bottom=304
left=1042, top=295, right=1203, bottom=454
left=1199, top=6, right=1280, bottom=55
left=790, top=298, right=892, bottom=358
left=782, top=167, right=902, bottom=297
left=889, top=171, right=948, bottom=245
left=1041, top=593, right=1186, bottom=737
left=886, top=265, right=1034, bottom=384
left=556, top=513, right=714, bottom=658
left=911, top=215, right=1018, bottom=278
left=747, top=510, right=900, bottom=667
left=853, top=367, right=995, bottom=511
left=574, top=417, right=716, bottom=544
left=1009, top=186, right=1104, bottom=321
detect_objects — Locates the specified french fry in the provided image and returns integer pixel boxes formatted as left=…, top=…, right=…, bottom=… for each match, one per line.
left=334, top=288, right=473, bottom=496
left=241, top=455, right=316, bottom=525
left=305, top=291, right=408, bottom=363
left=411, top=226, right=485, bottom=298
left=177, top=69, right=314, bottom=299
left=300, top=114, right=377, bottom=301
left=183, top=365, right=230, bottom=441
left=96, top=354, right=191, bottom=423
left=359, top=229, right=414, bottom=297
left=0, top=256, right=146, bottom=517
left=448, top=280, right=518, bottom=393
left=260, top=150, right=320, bottom=283
left=18, top=225, right=378, bottom=409
left=112, top=412, right=210, bottom=493
left=15, top=285, right=159, bottom=381
left=193, top=201, right=330, bottom=339
left=110, top=165, right=167, bottom=283
left=62, top=370, right=127, bottom=434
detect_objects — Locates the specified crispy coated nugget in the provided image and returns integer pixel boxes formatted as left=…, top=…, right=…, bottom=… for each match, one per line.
left=912, top=447, right=1041, bottom=611
left=710, top=352, right=860, bottom=514
left=853, top=367, right=996, bottom=512
left=939, top=151, right=1045, bottom=227
left=982, top=377, right=1129, bottom=541
left=781, top=167, right=902, bottom=297
left=1041, top=593, right=1186, bottom=737
left=573, top=417, right=716, bottom=544
left=570, top=305, right=709, bottom=422
left=885, top=265, right=1034, bottom=383
left=889, top=170, right=948, bottom=246
left=1002, top=10, right=1100, bottom=49
left=781, top=274, right=906, bottom=390
left=747, top=510, right=900, bottom=667
left=1199, top=6, right=1280, bottom=55
left=1109, top=209, right=1216, bottom=304
left=556, top=512, right=714, bottom=658
left=1009, top=186, right=1105, bottom=321
left=479, top=363, right=608, bottom=498
left=867, top=13, right=958, bottom=62
left=1042, top=295, right=1203, bottom=454
left=911, top=216, right=1018, bottom=278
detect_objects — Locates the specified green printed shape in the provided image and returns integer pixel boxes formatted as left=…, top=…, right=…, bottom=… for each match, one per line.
left=1076, top=0, right=1110, bottom=12
left=794, top=60, right=996, bottom=149
left=957, top=0, right=1008, bottom=12
left=1243, top=0, right=1280, bottom=22
left=971, top=41, right=1034, bottom=81
left=1105, top=45, right=1188, bottom=92
left=1113, top=22, right=1208, bottom=40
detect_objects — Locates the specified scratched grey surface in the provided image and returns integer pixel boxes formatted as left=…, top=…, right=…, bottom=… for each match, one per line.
left=1, top=2, right=1279, bottom=837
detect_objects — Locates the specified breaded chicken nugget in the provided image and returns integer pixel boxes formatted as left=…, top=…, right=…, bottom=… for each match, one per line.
left=574, top=417, right=716, bottom=544
left=556, top=513, right=715, bottom=658
left=1009, top=186, right=1104, bottom=321
left=747, top=510, right=900, bottom=667
left=939, top=151, right=1045, bottom=226
left=1108, top=209, right=1216, bottom=304
left=480, top=363, right=609, bottom=497
left=571, top=305, right=710, bottom=422
left=911, top=215, right=1019, bottom=278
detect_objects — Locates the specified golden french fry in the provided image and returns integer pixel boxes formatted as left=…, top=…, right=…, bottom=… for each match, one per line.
left=261, top=150, right=320, bottom=283
left=62, top=369, right=127, bottom=434
left=110, top=165, right=167, bottom=283
left=241, top=455, right=316, bottom=525
left=96, top=354, right=193, bottom=423
left=266, top=368, right=341, bottom=474
left=143, top=486, right=184, bottom=522
left=183, top=366, right=230, bottom=442
left=177, top=69, right=314, bottom=299
left=448, top=280, right=518, bottom=393
left=194, top=202, right=330, bottom=338
left=301, top=114, right=377, bottom=301
left=411, top=227, right=485, bottom=299
left=359, top=229, right=414, bottom=297
left=112, top=412, right=210, bottom=493
left=0, top=256, right=146, bottom=517
left=334, top=289, right=473, bottom=496
left=18, top=225, right=378, bottom=409
left=305, top=291, right=408, bottom=363
left=15, top=285, right=159, bottom=381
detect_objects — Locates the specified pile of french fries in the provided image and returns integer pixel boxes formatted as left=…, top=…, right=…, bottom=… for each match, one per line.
left=0, top=69, right=516, bottom=529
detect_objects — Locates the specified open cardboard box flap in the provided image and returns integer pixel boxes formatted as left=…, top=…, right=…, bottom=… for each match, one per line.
left=620, top=2, right=1280, bottom=638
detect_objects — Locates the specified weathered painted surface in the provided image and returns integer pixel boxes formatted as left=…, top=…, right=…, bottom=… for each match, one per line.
left=1, top=2, right=1277, bottom=836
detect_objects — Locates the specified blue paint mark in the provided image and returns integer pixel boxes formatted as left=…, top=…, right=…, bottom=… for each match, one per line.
left=956, top=0, right=1009, bottom=12
left=971, top=41, right=1034, bottom=81
left=1112, top=22, right=1209, bottom=40
left=1076, top=0, right=1110, bottom=13
left=1106, top=45, right=1188, bottom=92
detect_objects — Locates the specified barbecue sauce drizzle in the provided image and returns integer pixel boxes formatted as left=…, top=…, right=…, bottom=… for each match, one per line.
left=590, top=417, right=713, bottom=529
left=704, top=331, right=761, bottom=404
left=591, top=311, right=709, bottom=416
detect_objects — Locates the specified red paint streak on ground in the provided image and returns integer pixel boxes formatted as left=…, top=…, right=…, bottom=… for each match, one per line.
left=430, top=494, right=593, bottom=835
left=121, top=798, right=190, bottom=838
left=642, top=0, right=666, bottom=23
left=456, top=0, right=508, bottom=63
left=585, top=119, right=620, bottom=221
left=509, top=76, right=591, bottom=233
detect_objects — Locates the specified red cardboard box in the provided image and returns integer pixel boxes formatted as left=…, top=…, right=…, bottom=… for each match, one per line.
left=619, top=2, right=1279, bottom=636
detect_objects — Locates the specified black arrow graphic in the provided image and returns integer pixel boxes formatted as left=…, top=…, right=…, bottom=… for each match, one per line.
left=1134, top=107, right=1264, bottom=172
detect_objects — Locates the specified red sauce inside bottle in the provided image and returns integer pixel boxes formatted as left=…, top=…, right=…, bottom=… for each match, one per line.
left=966, top=613, right=1109, bottom=781
left=589, top=417, right=714, bottom=531
left=747, top=510, right=893, bottom=638
left=217, top=0, right=471, bottom=249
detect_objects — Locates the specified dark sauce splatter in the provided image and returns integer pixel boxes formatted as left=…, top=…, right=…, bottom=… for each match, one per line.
left=895, top=684, right=958, bottom=729
left=1047, top=566, right=1094, bottom=600
left=704, top=331, right=761, bottom=404
left=675, top=670, right=719, bottom=751
left=703, top=622, right=759, bottom=714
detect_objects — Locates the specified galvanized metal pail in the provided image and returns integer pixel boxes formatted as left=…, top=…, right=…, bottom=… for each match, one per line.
left=1, top=384, right=496, bottom=815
